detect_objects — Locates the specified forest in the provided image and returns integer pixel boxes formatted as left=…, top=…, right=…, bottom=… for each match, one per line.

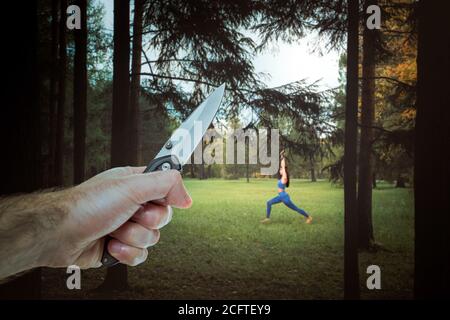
left=0, top=0, right=449, bottom=300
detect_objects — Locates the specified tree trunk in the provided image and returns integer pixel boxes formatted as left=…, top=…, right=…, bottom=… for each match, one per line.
left=396, top=174, right=405, bottom=188
left=310, top=167, right=316, bottom=182
left=372, top=172, right=377, bottom=188
left=129, top=0, right=143, bottom=165
left=357, top=0, right=377, bottom=250
left=48, top=0, right=59, bottom=187
left=55, top=0, right=67, bottom=186
left=0, top=0, right=42, bottom=299
left=414, top=0, right=450, bottom=299
left=343, top=0, right=360, bottom=300
left=73, top=0, right=87, bottom=184
left=246, top=162, right=249, bottom=182
left=102, top=0, right=131, bottom=291
left=190, top=162, right=195, bottom=178
left=310, top=155, right=317, bottom=182
left=200, top=162, right=205, bottom=179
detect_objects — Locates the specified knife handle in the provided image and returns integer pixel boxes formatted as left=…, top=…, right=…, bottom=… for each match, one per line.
left=101, top=155, right=182, bottom=267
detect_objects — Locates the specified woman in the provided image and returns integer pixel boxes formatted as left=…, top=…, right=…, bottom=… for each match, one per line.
left=261, top=155, right=313, bottom=224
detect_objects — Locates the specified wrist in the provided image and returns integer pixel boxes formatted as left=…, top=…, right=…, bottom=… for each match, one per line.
left=0, top=190, right=71, bottom=279
left=34, top=190, right=73, bottom=268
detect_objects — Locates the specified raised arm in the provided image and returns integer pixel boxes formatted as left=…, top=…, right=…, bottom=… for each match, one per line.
left=280, top=154, right=288, bottom=183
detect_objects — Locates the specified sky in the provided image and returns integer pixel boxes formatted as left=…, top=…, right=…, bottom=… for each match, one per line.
left=100, top=0, right=340, bottom=90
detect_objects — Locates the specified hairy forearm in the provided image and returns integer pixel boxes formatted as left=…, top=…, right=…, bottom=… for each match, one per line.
left=0, top=190, right=68, bottom=280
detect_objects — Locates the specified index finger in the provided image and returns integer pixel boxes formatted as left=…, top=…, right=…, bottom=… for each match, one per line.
left=117, top=170, right=192, bottom=208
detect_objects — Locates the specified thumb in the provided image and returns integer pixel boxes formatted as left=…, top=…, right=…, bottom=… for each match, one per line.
left=116, top=170, right=192, bottom=208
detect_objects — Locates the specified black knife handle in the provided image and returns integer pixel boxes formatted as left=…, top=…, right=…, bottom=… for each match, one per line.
left=101, top=155, right=183, bottom=267
left=143, top=155, right=183, bottom=173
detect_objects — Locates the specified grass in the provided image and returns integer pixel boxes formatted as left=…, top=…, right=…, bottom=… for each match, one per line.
left=42, top=179, right=414, bottom=299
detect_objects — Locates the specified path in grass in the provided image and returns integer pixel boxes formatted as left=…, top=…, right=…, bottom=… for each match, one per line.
left=42, top=179, right=414, bottom=299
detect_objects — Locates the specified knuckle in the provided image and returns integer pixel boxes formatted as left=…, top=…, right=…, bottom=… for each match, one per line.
left=169, top=169, right=182, bottom=183
left=124, top=224, right=136, bottom=241
left=146, top=208, right=163, bottom=228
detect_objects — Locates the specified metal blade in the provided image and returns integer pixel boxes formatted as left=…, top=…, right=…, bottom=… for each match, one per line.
left=154, top=83, right=225, bottom=166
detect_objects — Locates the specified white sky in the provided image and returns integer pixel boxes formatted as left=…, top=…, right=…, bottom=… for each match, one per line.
left=100, top=0, right=340, bottom=90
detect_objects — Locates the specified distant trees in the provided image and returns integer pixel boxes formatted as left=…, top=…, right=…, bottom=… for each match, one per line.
left=372, top=1, right=416, bottom=189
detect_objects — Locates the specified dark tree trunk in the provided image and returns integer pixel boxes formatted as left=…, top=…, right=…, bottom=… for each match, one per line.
left=357, top=0, right=377, bottom=250
left=310, top=155, right=317, bottom=182
left=414, top=0, right=450, bottom=299
left=200, top=162, right=205, bottom=179
left=48, top=0, right=59, bottom=187
left=246, top=162, right=249, bottom=182
left=55, top=0, right=67, bottom=186
left=190, top=163, right=195, bottom=178
left=343, top=0, right=360, bottom=300
left=396, top=175, right=405, bottom=188
left=372, top=172, right=377, bottom=188
left=73, top=0, right=88, bottom=184
left=198, top=140, right=206, bottom=179
left=102, top=0, right=131, bottom=291
left=0, top=0, right=42, bottom=299
left=129, top=0, right=143, bottom=165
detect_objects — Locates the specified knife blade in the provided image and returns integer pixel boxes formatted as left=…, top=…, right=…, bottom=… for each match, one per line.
left=101, top=83, right=225, bottom=267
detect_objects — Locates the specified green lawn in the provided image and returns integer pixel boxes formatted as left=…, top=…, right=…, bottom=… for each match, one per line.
left=42, top=179, right=414, bottom=299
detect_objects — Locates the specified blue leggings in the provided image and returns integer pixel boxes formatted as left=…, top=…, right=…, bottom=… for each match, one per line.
left=266, top=192, right=309, bottom=218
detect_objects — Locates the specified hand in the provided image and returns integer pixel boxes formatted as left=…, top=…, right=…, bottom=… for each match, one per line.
left=0, top=167, right=192, bottom=280
left=53, top=167, right=192, bottom=269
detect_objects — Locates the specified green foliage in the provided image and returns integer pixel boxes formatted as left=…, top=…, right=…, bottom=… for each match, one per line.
left=86, top=1, right=113, bottom=83
left=142, top=0, right=261, bottom=118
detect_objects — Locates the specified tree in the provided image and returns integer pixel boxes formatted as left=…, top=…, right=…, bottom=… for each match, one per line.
left=102, top=0, right=131, bottom=291
left=0, top=0, right=42, bottom=299
left=48, top=0, right=59, bottom=187
left=141, top=0, right=260, bottom=116
left=129, top=0, right=143, bottom=166
left=309, top=153, right=317, bottom=182
left=55, top=0, right=67, bottom=186
left=73, top=0, right=88, bottom=184
left=357, top=0, right=377, bottom=250
left=414, top=0, right=450, bottom=299
left=371, top=1, right=416, bottom=189
left=343, top=0, right=360, bottom=299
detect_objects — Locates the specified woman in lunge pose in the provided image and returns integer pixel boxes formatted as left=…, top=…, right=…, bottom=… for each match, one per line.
left=261, top=153, right=312, bottom=224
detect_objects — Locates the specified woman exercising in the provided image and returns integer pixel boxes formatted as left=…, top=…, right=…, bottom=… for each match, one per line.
left=261, top=154, right=312, bottom=224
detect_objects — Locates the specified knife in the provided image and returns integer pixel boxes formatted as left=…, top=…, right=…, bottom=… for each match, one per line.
left=101, top=83, right=226, bottom=267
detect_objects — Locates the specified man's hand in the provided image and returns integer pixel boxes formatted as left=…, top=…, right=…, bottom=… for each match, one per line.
left=0, top=167, right=192, bottom=280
